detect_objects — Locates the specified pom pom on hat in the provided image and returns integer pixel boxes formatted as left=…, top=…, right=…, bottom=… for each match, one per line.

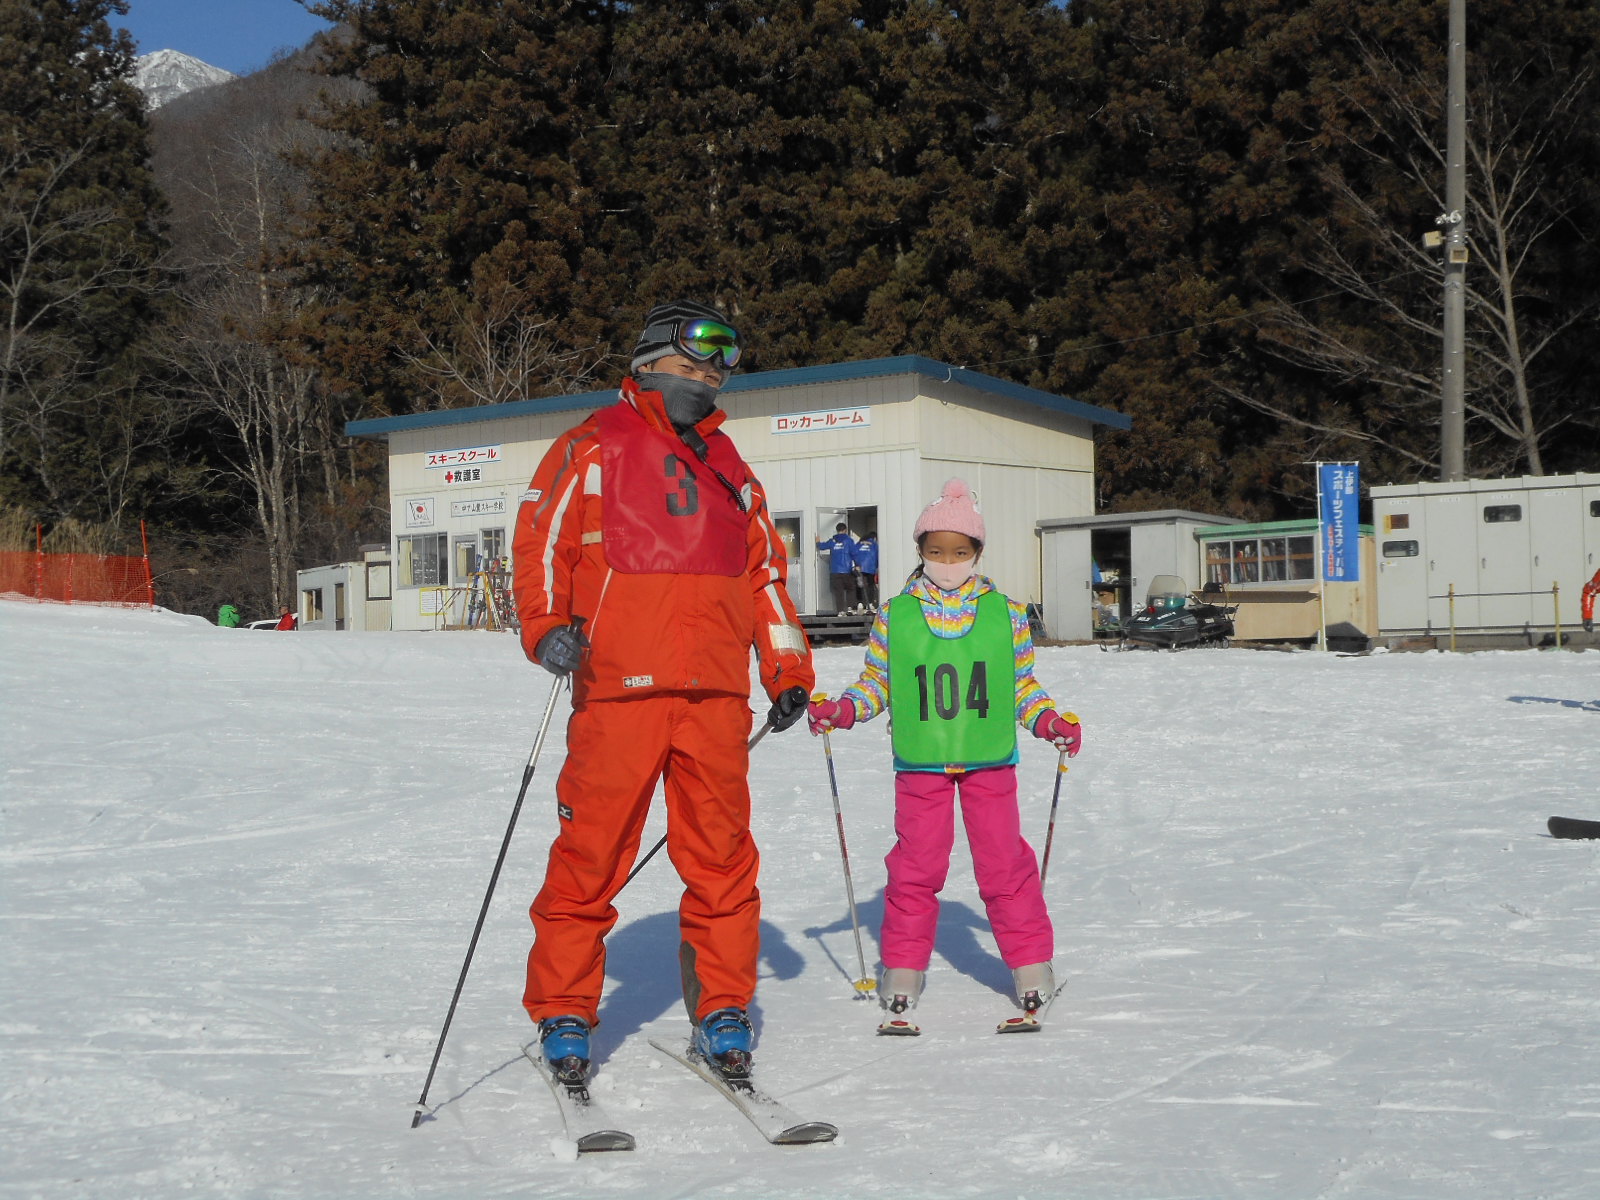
left=913, top=478, right=985, bottom=543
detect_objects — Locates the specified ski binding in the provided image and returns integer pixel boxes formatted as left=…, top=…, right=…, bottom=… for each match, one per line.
left=877, top=1015, right=922, bottom=1036
left=877, top=989, right=922, bottom=1036
left=996, top=984, right=1063, bottom=1034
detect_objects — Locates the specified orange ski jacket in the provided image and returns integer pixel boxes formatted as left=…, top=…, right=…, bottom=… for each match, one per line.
left=512, top=380, right=813, bottom=705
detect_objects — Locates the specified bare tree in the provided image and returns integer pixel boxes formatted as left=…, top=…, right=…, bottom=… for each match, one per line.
left=1242, top=36, right=1598, bottom=478
left=0, top=141, right=163, bottom=482
left=161, top=124, right=327, bottom=607
left=399, top=275, right=609, bottom=412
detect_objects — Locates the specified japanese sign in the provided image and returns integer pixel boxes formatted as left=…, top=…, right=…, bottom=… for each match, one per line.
left=771, top=407, right=872, bottom=435
left=1318, top=463, right=1360, bottom=582
left=426, top=444, right=502, bottom=469
left=440, top=468, right=486, bottom=485
left=451, top=497, right=507, bottom=518
left=404, top=498, right=435, bottom=528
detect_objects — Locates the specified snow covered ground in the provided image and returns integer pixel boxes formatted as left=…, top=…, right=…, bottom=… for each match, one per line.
left=3, top=599, right=1597, bottom=1199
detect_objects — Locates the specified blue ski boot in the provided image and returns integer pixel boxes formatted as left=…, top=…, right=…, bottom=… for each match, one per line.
left=693, top=1007, right=753, bottom=1079
left=539, top=1015, right=591, bottom=1085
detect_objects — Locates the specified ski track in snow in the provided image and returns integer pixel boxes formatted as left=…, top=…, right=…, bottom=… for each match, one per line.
left=2, top=601, right=1597, bottom=1199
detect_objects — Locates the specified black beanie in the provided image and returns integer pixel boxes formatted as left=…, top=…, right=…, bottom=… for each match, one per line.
left=631, top=300, right=734, bottom=374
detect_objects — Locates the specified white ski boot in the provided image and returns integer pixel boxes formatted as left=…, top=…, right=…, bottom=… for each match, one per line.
left=877, top=968, right=924, bottom=1036
left=998, top=962, right=1057, bottom=1033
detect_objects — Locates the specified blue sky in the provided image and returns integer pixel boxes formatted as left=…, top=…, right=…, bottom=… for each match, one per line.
left=116, top=0, right=335, bottom=77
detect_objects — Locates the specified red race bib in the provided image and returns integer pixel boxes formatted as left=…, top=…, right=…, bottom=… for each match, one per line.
left=597, top=403, right=748, bottom=576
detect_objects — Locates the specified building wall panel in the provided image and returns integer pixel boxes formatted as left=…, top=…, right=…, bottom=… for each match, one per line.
left=1371, top=472, right=1600, bottom=636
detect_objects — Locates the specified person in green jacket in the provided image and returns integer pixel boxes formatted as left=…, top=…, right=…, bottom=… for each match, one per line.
left=217, top=603, right=242, bottom=628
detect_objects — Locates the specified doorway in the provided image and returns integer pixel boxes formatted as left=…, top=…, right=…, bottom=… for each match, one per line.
left=773, top=511, right=804, bottom=614
left=813, top=505, right=879, bottom=614
left=1090, top=527, right=1134, bottom=631
left=452, top=535, right=478, bottom=585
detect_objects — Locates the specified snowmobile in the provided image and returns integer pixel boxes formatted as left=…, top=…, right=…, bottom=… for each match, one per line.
left=1120, top=575, right=1238, bottom=650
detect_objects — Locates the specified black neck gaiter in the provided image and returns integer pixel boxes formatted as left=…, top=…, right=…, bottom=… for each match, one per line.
left=637, top=371, right=719, bottom=433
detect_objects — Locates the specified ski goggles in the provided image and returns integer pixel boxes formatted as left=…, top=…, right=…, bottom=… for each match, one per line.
left=641, top=318, right=742, bottom=371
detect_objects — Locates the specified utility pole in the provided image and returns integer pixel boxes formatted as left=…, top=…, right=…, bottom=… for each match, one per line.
left=1439, top=0, right=1468, bottom=481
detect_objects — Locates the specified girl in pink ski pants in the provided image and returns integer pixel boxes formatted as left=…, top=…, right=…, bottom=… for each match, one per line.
left=880, top=766, right=1052, bottom=972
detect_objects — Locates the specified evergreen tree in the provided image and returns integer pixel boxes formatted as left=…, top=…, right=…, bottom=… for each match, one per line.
left=599, top=0, right=880, bottom=367
left=609, top=1, right=1097, bottom=377
left=840, top=1, right=1095, bottom=371
left=296, top=0, right=619, bottom=414
left=1039, top=0, right=1326, bottom=514
left=0, top=0, right=168, bottom=525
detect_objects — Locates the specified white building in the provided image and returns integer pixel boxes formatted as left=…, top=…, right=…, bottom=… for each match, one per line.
left=1037, top=510, right=1240, bottom=641
left=295, top=545, right=391, bottom=632
left=346, top=356, right=1130, bottom=634
left=1370, top=472, right=1600, bottom=642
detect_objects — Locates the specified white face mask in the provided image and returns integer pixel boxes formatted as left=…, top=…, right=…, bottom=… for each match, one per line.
left=921, top=558, right=976, bottom=591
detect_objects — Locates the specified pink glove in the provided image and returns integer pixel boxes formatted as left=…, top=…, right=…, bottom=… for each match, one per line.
left=808, top=697, right=856, bottom=735
left=1033, top=710, right=1082, bottom=757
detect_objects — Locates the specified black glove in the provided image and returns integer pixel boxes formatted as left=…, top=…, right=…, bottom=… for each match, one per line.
left=535, top=621, right=589, bottom=677
left=767, top=685, right=809, bottom=733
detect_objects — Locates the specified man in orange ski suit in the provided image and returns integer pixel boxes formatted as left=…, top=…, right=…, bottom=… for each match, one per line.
left=513, top=301, right=813, bottom=1079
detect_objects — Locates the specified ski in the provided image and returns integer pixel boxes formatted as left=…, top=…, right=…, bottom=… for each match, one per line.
left=647, top=1036, right=838, bottom=1145
left=521, top=1042, right=635, bottom=1153
left=996, top=983, right=1065, bottom=1034
left=1548, top=815, right=1600, bottom=840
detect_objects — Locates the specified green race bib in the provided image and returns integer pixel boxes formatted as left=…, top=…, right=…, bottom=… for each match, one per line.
left=887, top=591, right=1017, bottom=768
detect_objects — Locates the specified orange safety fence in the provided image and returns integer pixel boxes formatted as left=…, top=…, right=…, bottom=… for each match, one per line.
left=0, top=550, right=153, bottom=607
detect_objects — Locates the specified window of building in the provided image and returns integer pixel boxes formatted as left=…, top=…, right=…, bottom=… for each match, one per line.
left=1483, top=504, right=1522, bottom=523
left=398, top=533, right=448, bottom=587
left=1232, top=540, right=1259, bottom=583
left=1383, top=540, right=1420, bottom=558
left=1590, top=500, right=1600, bottom=518
left=1260, top=537, right=1289, bottom=581
left=1205, top=536, right=1316, bottom=585
left=366, top=561, right=391, bottom=601
left=303, top=587, right=324, bottom=621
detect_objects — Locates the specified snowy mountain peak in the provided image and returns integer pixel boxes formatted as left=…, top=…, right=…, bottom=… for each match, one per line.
left=133, top=50, right=235, bottom=110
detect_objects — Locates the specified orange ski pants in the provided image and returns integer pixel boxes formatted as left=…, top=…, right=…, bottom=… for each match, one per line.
left=523, top=692, right=759, bottom=1028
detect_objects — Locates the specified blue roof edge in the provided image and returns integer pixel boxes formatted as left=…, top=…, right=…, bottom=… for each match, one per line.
left=344, top=355, right=1130, bottom=439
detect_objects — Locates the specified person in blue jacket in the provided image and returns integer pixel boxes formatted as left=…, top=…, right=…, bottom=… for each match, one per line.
left=853, top=530, right=879, bottom=610
left=816, top=522, right=858, bottom=613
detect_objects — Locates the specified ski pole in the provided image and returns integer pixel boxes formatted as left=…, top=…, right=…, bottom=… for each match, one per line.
left=815, top=693, right=874, bottom=998
left=410, top=657, right=573, bottom=1128
left=617, top=721, right=775, bottom=894
left=1039, top=750, right=1069, bottom=887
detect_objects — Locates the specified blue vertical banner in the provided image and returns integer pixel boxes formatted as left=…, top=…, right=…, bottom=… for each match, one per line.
left=1318, top=463, right=1360, bottom=582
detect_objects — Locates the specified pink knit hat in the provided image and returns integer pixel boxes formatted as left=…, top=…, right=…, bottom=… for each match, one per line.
left=913, top=478, right=986, bottom=544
